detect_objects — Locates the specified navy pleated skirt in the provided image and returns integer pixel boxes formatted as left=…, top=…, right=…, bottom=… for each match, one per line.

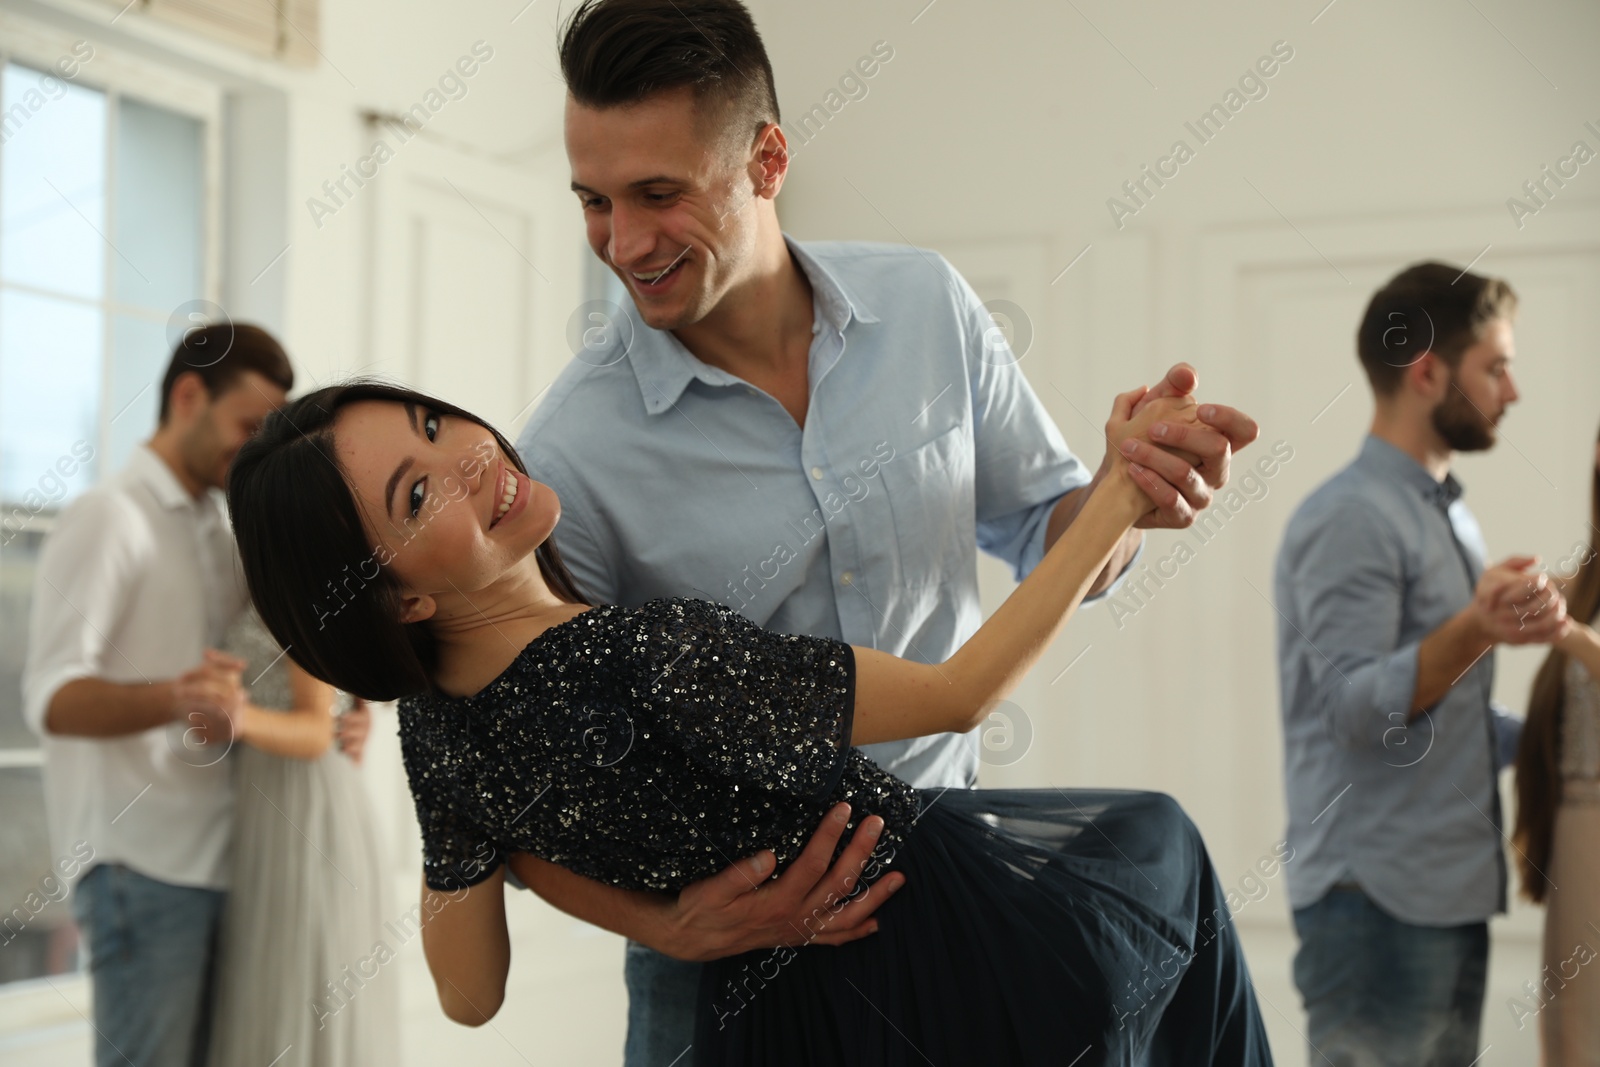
left=696, top=788, right=1273, bottom=1066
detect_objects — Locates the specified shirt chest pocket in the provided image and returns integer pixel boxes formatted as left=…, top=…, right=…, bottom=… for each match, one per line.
left=880, top=425, right=974, bottom=587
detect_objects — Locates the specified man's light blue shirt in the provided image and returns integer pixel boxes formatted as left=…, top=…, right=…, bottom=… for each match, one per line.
left=1275, top=435, right=1522, bottom=926
left=517, top=236, right=1116, bottom=789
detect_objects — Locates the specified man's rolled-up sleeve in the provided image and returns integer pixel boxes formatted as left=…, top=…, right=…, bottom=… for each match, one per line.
left=1288, top=501, right=1420, bottom=751
left=939, top=256, right=1111, bottom=591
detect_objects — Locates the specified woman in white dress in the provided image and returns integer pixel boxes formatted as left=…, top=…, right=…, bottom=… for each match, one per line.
left=1514, top=424, right=1600, bottom=1066
left=201, top=604, right=399, bottom=1066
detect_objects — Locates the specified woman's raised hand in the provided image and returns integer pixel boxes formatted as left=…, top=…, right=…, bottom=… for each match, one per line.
left=337, top=697, right=373, bottom=765
left=1114, top=363, right=1261, bottom=528
left=1101, top=385, right=1203, bottom=521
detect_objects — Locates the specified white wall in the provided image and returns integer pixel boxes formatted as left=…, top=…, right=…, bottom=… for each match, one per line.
left=4, top=0, right=1599, bottom=1063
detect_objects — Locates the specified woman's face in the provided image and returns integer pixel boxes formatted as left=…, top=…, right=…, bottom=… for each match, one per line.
left=333, top=399, right=560, bottom=618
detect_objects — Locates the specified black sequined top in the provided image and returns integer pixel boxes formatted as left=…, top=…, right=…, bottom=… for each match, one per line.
left=398, top=596, right=921, bottom=894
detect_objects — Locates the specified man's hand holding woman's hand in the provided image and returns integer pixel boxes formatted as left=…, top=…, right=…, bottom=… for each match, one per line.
left=173, top=649, right=249, bottom=749
left=1108, top=363, right=1261, bottom=527
left=1472, top=556, right=1571, bottom=646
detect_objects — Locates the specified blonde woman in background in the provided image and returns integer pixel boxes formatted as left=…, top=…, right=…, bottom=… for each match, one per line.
left=1514, top=422, right=1600, bottom=1066
left=192, top=603, right=398, bottom=1065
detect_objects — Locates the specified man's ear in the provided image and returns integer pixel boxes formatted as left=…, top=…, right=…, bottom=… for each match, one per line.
left=1405, top=350, right=1449, bottom=402
left=166, top=370, right=210, bottom=425
left=752, top=123, right=789, bottom=199
left=398, top=592, right=436, bottom=625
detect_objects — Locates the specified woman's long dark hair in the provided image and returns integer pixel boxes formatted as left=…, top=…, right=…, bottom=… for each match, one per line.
left=227, top=378, right=589, bottom=701
left=1513, top=422, right=1600, bottom=903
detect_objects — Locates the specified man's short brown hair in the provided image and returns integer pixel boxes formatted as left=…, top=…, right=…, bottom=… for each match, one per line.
left=158, top=323, right=293, bottom=424
left=558, top=0, right=781, bottom=157
left=1356, top=262, right=1518, bottom=396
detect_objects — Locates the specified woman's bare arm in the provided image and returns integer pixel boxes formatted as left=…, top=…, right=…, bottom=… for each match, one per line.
left=1560, top=621, right=1600, bottom=682
left=851, top=390, right=1180, bottom=746
left=234, top=661, right=338, bottom=760
left=419, top=867, right=511, bottom=1026
left=169, top=654, right=337, bottom=759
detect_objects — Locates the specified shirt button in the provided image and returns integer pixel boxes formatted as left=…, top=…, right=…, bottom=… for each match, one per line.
left=841, top=571, right=854, bottom=586
left=745, top=387, right=757, bottom=397
left=810, top=466, right=824, bottom=480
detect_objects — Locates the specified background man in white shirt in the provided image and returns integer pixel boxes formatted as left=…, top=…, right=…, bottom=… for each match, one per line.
left=22, top=324, right=292, bottom=1067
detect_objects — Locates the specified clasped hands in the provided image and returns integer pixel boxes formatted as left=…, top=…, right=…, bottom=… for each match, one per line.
left=171, top=650, right=373, bottom=761
left=1472, top=556, right=1570, bottom=647
left=173, top=649, right=248, bottom=750
left=1099, top=363, right=1261, bottom=527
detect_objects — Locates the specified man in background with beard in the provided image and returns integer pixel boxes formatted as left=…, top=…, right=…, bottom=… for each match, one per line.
left=1274, top=261, right=1570, bottom=1063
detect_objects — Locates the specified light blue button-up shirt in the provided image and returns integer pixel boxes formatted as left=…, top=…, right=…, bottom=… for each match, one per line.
left=517, top=237, right=1108, bottom=789
left=1275, top=435, right=1522, bottom=926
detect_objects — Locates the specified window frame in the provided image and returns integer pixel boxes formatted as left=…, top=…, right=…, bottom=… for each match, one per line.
left=0, top=9, right=224, bottom=543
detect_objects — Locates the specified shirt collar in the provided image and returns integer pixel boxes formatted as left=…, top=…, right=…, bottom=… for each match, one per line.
left=128, top=443, right=213, bottom=512
left=1358, top=434, right=1464, bottom=510
left=627, top=234, right=879, bottom=416
left=790, top=236, right=879, bottom=330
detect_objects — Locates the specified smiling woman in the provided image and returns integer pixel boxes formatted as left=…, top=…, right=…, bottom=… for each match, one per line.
left=226, top=378, right=588, bottom=703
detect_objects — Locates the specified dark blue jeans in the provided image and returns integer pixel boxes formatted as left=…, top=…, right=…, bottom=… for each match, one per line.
left=623, top=939, right=700, bottom=1067
left=1292, top=885, right=1488, bottom=1067
left=69, top=863, right=226, bottom=1067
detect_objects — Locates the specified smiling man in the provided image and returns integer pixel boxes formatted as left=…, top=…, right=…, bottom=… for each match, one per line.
left=513, top=1, right=1260, bottom=1061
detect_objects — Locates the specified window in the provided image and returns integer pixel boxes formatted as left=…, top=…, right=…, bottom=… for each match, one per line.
left=0, top=21, right=219, bottom=988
